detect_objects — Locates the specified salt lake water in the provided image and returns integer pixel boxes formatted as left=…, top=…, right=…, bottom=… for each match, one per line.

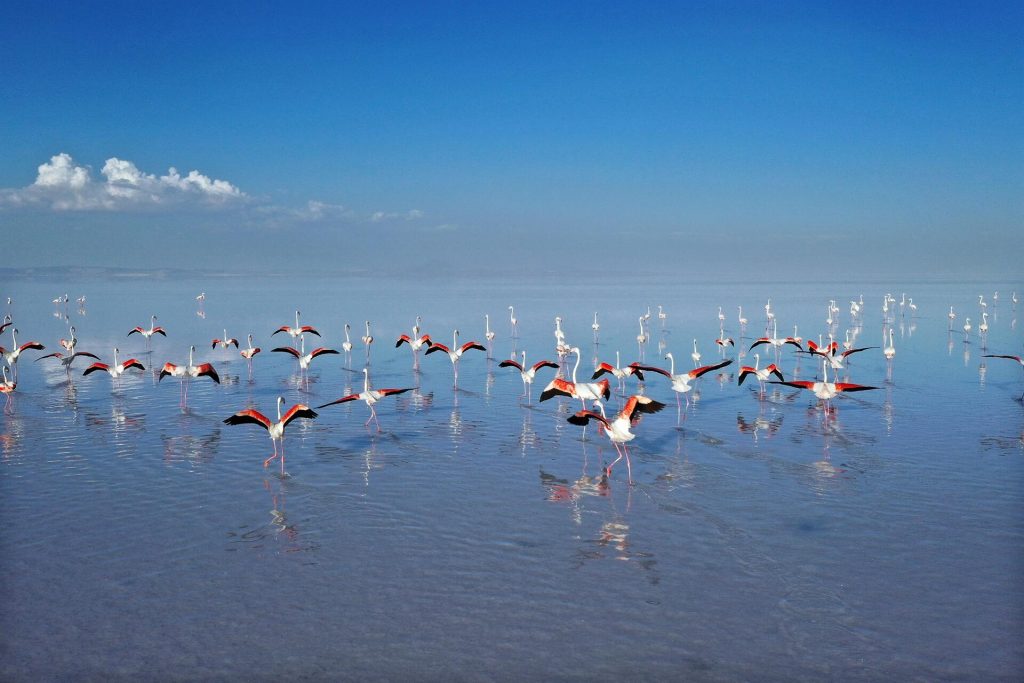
left=1, top=273, right=1022, bottom=681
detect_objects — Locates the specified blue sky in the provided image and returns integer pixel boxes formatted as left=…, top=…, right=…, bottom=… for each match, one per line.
left=2, top=1, right=1022, bottom=277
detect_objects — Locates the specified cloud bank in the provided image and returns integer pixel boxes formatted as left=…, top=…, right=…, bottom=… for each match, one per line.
left=1, top=153, right=244, bottom=211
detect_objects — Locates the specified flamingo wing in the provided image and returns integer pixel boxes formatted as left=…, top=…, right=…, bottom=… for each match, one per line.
left=539, top=378, right=576, bottom=402
left=783, top=340, right=804, bottom=351
left=19, top=341, right=45, bottom=352
left=749, top=338, right=771, bottom=350
left=622, top=395, right=666, bottom=421
left=196, top=363, right=220, bottom=384
left=152, top=327, right=167, bottom=336
left=128, top=327, right=144, bottom=336
left=35, top=352, right=64, bottom=361
left=281, top=404, right=318, bottom=427
left=567, top=410, right=609, bottom=428
left=396, top=334, right=412, bottom=348
left=531, top=360, right=559, bottom=372
left=841, top=346, right=877, bottom=358
left=223, top=409, right=272, bottom=430
left=73, top=351, right=101, bottom=361
left=122, top=359, right=145, bottom=371
left=834, top=382, right=879, bottom=392
left=983, top=354, right=1023, bottom=364
left=82, top=363, right=110, bottom=376
left=379, top=387, right=413, bottom=397
left=299, top=326, right=322, bottom=337
left=633, top=364, right=672, bottom=379
left=769, top=380, right=814, bottom=390
left=158, top=362, right=178, bottom=381
left=737, top=368, right=754, bottom=386
left=459, top=341, right=486, bottom=354
left=272, top=346, right=301, bottom=358
left=315, top=394, right=360, bottom=409
left=309, top=348, right=340, bottom=359
left=498, top=359, right=524, bottom=372
left=425, top=343, right=451, bottom=356
left=271, top=326, right=290, bottom=336
left=688, top=358, right=734, bottom=379
left=591, top=362, right=616, bottom=379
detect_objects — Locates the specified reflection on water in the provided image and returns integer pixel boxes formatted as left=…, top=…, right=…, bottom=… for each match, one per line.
left=2, top=277, right=1023, bottom=680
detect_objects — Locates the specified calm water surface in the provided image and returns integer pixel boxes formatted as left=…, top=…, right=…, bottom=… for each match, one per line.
left=1, top=275, right=1022, bottom=681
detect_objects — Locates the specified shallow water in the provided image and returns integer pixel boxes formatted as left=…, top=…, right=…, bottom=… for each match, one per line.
left=1, top=275, right=1022, bottom=681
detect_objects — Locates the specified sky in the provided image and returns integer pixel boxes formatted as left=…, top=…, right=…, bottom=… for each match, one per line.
left=2, top=1, right=1022, bottom=279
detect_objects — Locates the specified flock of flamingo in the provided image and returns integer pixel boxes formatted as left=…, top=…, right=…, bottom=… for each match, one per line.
left=2, top=289, right=1021, bottom=483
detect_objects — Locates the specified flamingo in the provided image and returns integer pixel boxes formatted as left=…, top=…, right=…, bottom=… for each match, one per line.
left=509, top=305, right=518, bottom=337
left=539, top=347, right=611, bottom=407
left=396, top=329, right=432, bottom=368
left=341, top=323, right=354, bottom=355
left=159, top=345, right=221, bottom=407
left=272, top=335, right=339, bottom=372
left=0, top=329, right=45, bottom=380
left=567, top=395, right=666, bottom=483
left=195, top=292, right=205, bottom=304
left=691, top=339, right=701, bottom=367
left=591, top=312, right=600, bottom=341
left=982, top=353, right=1024, bottom=399
left=36, top=349, right=101, bottom=373
left=224, top=396, right=318, bottom=473
left=738, top=306, right=748, bottom=327
left=978, top=294, right=987, bottom=310
left=59, top=326, right=78, bottom=352
left=638, top=353, right=733, bottom=399
left=316, top=367, right=413, bottom=431
left=485, top=314, right=496, bottom=343
left=883, top=329, right=896, bottom=360
left=592, top=351, right=645, bottom=382
left=498, top=351, right=559, bottom=402
left=715, top=335, right=735, bottom=354
left=749, top=322, right=803, bottom=353
left=963, top=317, right=972, bottom=337
left=948, top=306, right=956, bottom=327
left=128, top=316, right=166, bottom=346
left=979, top=312, right=989, bottom=336
left=425, top=329, right=486, bottom=385
left=636, top=317, right=648, bottom=345
left=806, top=335, right=876, bottom=370
left=737, top=353, right=784, bottom=394
left=273, top=310, right=321, bottom=339
left=82, top=348, right=145, bottom=379
left=240, top=334, right=261, bottom=375
left=658, top=305, right=667, bottom=326
left=0, top=366, right=14, bottom=413
left=770, top=361, right=878, bottom=414
left=212, top=329, right=239, bottom=350
left=718, top=306, right=725, bottom=323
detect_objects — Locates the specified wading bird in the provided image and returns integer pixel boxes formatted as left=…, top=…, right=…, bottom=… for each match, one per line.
left=316, top=368, right=413, bottom=431
left=567, top=396, right=666, bottom=484
left=540, top=347, right=611, bottom=407
left=273, top=310, right=321, bottom=339
left=425, top=329, right=486, bottom=386
left=128, top=316, right=166, bottom=345
left=212, top=329, right=239, bottom=350
left=82, top=348, right=145, bottom=379
left=498, top=351, right=559, bottom=402
left=0, top=329, right=45, bottom=380
left=770, top=362, right=878, bottom=414
left=159, top=345, right=221, bottom=407
left=224, top=396, right=317, bottom=473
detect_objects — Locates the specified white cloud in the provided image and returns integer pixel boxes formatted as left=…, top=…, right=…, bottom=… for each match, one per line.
left=0, top=152, right=244, bottom=211
left=370, top=208, right=425, bottom=223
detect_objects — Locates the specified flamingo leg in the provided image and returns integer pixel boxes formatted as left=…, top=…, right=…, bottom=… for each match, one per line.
left=264, top=440, right=279, bottom=468
left=606, top=444, right=623, bottom=477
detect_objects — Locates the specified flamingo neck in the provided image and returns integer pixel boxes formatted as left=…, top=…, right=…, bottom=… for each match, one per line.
left=667, top=353, right=675, bottom=376
left=363, top=369, right=370, bottom=393
left=572, top=351, right=581, bottom=383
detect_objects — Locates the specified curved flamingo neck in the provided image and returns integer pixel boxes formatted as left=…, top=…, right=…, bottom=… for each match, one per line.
left=572, top=351, right=581, bottom=383
left=667, top=353, right=675, bottom=376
